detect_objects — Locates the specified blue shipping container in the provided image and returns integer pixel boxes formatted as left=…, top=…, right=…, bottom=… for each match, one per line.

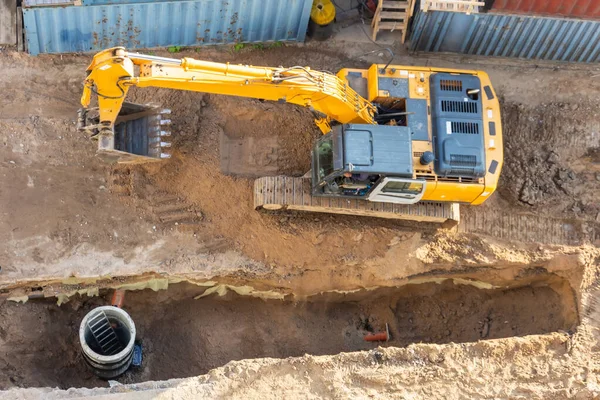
left=410, top=10, right=600, bottom=63
left=23, top=0, right=312, bottom=55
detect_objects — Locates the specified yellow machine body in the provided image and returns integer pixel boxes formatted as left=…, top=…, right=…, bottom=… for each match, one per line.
left=80, top=47, right=502, bottom=206
left=336, top=65, right=502, bottom=205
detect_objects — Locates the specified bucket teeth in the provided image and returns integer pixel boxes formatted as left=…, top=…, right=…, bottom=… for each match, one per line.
left=106, top=102, right=176, bottom=163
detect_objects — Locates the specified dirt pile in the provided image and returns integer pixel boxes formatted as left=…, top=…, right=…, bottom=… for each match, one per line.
left=500, top=102, right=600, bottom=219
left=2, top=47, right=599, bottom=283
left=0, top=332, right=597, bottom=399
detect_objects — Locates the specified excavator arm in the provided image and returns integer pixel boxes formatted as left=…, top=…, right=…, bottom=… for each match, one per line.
left=79, top=47, right=376, bottom=162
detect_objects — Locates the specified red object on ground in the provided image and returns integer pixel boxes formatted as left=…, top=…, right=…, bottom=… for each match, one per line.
left=366, top=0, right=378, bottom=13
left=364, top=323, right=390, bottom=342
left=111, top=289, right=126, bottom=308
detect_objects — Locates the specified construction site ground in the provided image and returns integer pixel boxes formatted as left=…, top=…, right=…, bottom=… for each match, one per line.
left=0, top=38, right=599, bottom=399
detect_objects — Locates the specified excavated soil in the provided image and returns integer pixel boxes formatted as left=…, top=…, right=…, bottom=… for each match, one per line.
left=0, top=275, right=578, bottom=389
left=1, top=46, right=599, bottom=285
left=0, top=44, right=599, bottom=398
left=499, top=102, right=600, bottom=218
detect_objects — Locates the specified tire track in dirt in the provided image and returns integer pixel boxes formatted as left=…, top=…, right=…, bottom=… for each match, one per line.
left=460, top=209, right=599, bottom=246
left=109, top=167, right=203, bottom=229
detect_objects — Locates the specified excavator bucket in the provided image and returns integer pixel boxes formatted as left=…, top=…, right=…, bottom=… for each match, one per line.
left=78, top=102, right=172, bottom=164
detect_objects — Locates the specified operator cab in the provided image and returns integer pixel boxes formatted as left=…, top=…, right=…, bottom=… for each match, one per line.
left=311, top=124, right=426, bottom=204
left=312, top=70, right=492, bottom=205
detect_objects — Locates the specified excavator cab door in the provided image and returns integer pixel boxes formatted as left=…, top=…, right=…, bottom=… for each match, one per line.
left=367, top=177, right=426, bottom=204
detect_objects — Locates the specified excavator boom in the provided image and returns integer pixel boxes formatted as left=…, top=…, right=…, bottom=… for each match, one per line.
left=79, top=47, right=375, bottom=162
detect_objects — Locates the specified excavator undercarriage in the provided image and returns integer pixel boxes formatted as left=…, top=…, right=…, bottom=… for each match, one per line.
left=254, top=176, right=460, bottom=225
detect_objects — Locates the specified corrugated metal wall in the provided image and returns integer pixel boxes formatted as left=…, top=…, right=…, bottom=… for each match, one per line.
left=23, top=0, right=74, bottom=6
left=490, top=0, right=600, bottom=19
left=23, top=0, right=312, bottom=55
left=410, top=10, right=600, bottom=62
left=0, top=0, right=17, bottom=45
left=23, top=0, right=172, bottom=5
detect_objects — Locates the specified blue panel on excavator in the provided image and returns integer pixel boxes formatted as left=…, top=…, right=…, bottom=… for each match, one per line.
left=377, top=77, right=409, bottom=98
left=406, top=99, right=429, bottom=141
left=341, top=124, right=413, bottom=176
left=430, top=73, right=486, bottom=178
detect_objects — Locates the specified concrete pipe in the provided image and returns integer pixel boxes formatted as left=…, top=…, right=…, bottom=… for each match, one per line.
left=79, top=306, right=136, bottom=379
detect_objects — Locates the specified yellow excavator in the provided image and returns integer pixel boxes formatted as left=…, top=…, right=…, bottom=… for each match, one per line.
left=79, top=47, right=502, bottom=225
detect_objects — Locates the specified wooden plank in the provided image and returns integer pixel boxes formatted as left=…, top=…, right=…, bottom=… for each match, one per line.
left=421, top=0, right=484, bottom=12
left=407, top=0, right=416, bottom=17
left=371, top=5, right=381, bottom=28
left=425, top=0, right=484, bottom=5
left=382, top=1, right=410, bottom=9
left=372, top=16, right=380, bottom=40
left=378, top=21, right=404, bottom=29
left=16, top=6, right=22, bottom=51
left=380, top=11, right=406, bottom=19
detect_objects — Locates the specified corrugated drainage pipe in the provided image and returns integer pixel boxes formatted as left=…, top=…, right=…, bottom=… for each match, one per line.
left=79, top=306, right=136, bottom=379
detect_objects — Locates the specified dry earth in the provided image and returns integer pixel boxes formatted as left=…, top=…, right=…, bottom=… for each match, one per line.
left=0, top=41, right=599, bottom=398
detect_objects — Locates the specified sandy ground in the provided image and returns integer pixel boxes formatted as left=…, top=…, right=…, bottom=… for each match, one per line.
left=0, top=37, right=599, bottom=398
left=1, top=44, right=599, bottom=287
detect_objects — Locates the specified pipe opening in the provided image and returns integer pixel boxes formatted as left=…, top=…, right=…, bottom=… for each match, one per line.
left=79, top=306, right=136, bottom=379
left=83, top=314, right=131, bottom=355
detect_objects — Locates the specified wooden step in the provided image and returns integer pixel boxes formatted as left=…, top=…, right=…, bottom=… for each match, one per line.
left=382, top=1, right=409, bottom=8
left=380, top=11, right=406, bottom=19
left=378, top=21, right=404, bottom=29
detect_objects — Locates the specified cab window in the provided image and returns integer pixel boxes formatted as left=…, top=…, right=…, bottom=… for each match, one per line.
left=381, top=181, right=424, bottom=195
left=317, top=138, right=334, bottom=179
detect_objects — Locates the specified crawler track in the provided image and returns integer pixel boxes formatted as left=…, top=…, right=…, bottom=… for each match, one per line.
left=255, top=176, right=599, bottom=246
left=254, top=176, right=460, bottom=224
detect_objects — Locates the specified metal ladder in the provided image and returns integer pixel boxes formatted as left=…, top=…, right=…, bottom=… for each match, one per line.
left=87, top=310, right=124, bottom=356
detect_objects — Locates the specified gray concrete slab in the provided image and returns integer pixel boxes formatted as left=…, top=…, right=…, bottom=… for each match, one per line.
left=0, top=0, right=16, bottom=46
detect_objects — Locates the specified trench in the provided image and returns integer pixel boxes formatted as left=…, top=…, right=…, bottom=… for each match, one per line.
left=0, top=275, right=578, bottom=390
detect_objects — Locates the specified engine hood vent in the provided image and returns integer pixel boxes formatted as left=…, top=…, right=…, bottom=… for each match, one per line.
left=429, top=73, right=486, bottom=179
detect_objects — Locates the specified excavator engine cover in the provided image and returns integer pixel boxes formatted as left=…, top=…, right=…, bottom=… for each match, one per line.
left=78, top=102, right=171, bottom=164
left=430, top=73, right=486, bottom=179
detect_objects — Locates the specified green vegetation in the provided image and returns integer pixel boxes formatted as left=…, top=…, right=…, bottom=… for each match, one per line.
left=232, top=41, right=285, bottom=53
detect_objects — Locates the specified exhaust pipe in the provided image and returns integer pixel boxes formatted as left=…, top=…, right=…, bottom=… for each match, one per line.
left=79, top=306, right=136, bottom=379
